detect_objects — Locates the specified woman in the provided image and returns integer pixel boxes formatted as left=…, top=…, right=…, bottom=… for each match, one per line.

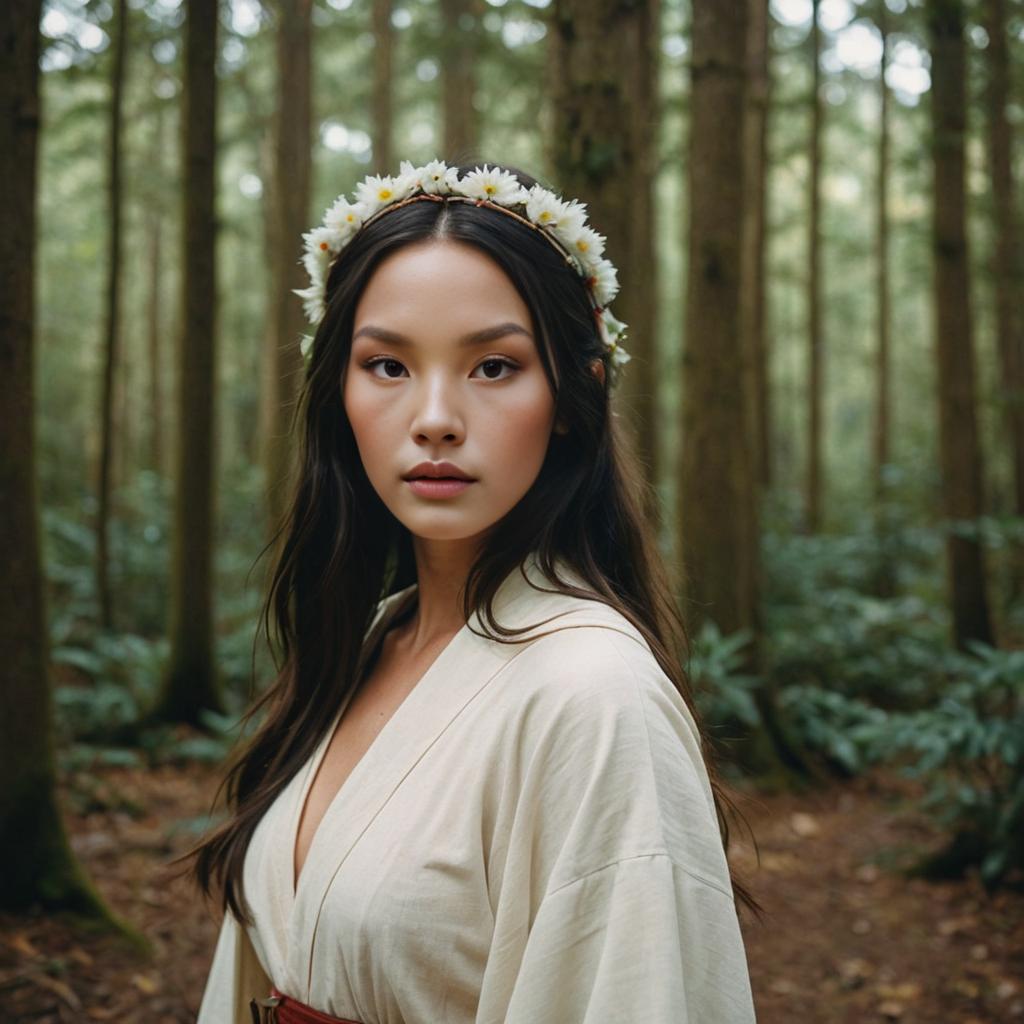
left=191, top=159, right=759, bottom=1023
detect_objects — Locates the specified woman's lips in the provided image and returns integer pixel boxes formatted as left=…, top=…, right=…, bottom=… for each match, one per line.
left=407, top=477, right=475, bottom=498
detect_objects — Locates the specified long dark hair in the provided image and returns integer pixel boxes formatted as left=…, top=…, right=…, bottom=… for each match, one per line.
left=184, top=161, right=763, bottom=924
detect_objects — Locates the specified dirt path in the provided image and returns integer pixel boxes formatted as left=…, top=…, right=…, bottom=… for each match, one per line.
left=1, top=759, right=1020, bottom=1022
left=731, top=769, right=1023, bottom=1023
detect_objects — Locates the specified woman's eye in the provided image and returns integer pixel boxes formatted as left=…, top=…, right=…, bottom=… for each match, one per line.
left=471, top=357, right=518, bottom=381
left=364, top=357, right=408, bottom=379
left=363, top=356, right=518, bottom=381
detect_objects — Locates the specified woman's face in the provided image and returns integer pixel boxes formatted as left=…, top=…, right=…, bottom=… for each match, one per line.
left=344, top=239, right=562, bottom=547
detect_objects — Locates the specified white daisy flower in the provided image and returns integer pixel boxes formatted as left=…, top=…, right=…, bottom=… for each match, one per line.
left=400, top=158, right=459, bottom=194
left=590, top=257, right=620, bottom=305
left=566, top=226, right=606, bottom=274
left=525, top=185, right=572, bottom=230
left=597, top=308, right=628, bottom=351
left=299, top=333, right=315, bottom=359
left=550, top=201, right=589, bottom=255
left=355, top=173, right=406, bottom=216
left=456, top=164, right=524, bottom=205
left=302, top=225, right=344, bottom=257
left=293, top=284, right=325, bottom=324
left=323, top=197, right=366, bottom=238
left=610, top=342, right=632, bottom=368
left=301, top=248, right=328, bottom=285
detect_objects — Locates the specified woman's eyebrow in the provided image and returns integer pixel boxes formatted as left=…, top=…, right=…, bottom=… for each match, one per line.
left=352, top=322, right=532, bottom=347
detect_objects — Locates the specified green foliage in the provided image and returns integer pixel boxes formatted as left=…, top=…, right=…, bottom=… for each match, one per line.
left=687, top=621, right=763, bottom=732
left=777, top=650, right=1024, bottom=885
left=777, top=685, right=888, bottom=775
left=877, top=642, right=1024, bottom=885
left=763, top=511, right=952, bottom=709
left=760, top=522, right=1024, bottom=884
left=53, top=631, right=167, bottom=741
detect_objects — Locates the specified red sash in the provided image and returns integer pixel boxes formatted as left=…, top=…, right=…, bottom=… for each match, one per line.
left=250, top=986, right=362, bottom=1024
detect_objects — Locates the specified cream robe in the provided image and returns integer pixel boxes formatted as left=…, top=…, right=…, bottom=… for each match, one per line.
left=197, top=553, right=757, bottom=1023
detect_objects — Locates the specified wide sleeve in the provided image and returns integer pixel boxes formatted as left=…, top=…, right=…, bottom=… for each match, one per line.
left=476, top=626, right=757, bottom=1023
left=502, top=854, right=756, bottom=1022
left=197, top=907, right=273, bottom=1024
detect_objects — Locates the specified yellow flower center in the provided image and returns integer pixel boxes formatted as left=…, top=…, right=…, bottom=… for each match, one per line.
left=378, top=188, right=393, bottom=200
left=539, top=211, right=552, bottom=223
left=484, top=184, right=496, bottom=195
left=577, top=240, right=589, bottom=252
left=319, top=242, right=329, bottom=251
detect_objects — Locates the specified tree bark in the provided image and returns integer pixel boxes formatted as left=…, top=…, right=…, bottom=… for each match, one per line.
left=0, top=0, right=112, bottom=918
left=741, top=0, right=772, bottom=492
left=871, top=2, right=897, bottom=597
left=927, top=0, right=994, bottom=648
left=873, top=4, right=891, bottom=497
left=678, top=0, right=757, bottom=646
left=146, top=119, right=166, bottom=478
left=679, top=0, right=805, bottom=780
left=260, top=0, right=312, bottom=539
left=547, top=0, right=660, bottom=493
left=151, top=0, right=225, bottom=724
left=983, top=0, right=1024, bottom=600
left=96, top=0, right=128, bottom=630
left=372, top=0, right=393, bottom=172
left=805, top=0, right=823, bottom=533
left=440, top=0, right=480, bottom=162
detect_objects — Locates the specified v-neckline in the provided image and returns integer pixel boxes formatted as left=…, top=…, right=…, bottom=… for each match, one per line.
left=289, top=583, right=464, bottom=900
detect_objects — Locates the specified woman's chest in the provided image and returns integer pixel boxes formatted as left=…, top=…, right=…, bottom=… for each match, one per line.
left=293, top=628, right=458, bottom=885
left=247, top=703, right=515, bottom=1021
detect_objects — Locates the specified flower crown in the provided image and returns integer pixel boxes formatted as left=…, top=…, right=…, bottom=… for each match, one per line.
left=293, top=159, right=631, bottom=380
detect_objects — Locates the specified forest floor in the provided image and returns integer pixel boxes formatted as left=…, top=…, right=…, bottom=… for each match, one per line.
left=1, top=744, right=1022, bottom=1023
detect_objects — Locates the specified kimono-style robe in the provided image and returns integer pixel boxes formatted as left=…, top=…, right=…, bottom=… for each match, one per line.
left=197, top=552, right=757, bottom=1023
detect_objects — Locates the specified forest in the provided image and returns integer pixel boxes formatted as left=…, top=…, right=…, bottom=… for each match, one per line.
left=1, top=0, right=1022, bottom=1020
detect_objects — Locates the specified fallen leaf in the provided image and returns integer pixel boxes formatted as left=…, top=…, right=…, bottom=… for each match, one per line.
left=31, top=974, right=81, bottom=1010
left=131, top=973, right=159, bottom=995
left=877, top=982, right=922, bottom=1001
left=789, top=812, right=820, bottom=838
left=838, top=958, right=874, bottom=989
left=8, top=932, right=40, bottom=958
left=68, top=947, right=93, bottom=967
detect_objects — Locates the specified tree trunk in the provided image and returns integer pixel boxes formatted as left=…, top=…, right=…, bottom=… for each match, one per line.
left=151, top=0, right=224, bottom=724
left=96, top=0, right=128, bottom=631
left=741, top=0, right=772, bottom=492
left=146, top=99, right=167, bottom=478
left=871, top=2, right=897, bottom=597
left=927, top=0, right=994, bottom=648
left=372, top=0, right=393, bottom=172
left=547, top=0, right=660, bottom=494
left=440, top=0, right=480, bottom=162
left=983, top=0, right=1024, bottom=602
left=681, top=0, right=802, bottom=779
left=873, top=5, right=891, bottom=495
left=805, top=0, right=823, bottom=533
left=0, top=0, right=114, bottom=920
left=679, top=0, right=756, bottom=647
left=260, top=0, right=312, bottom=539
